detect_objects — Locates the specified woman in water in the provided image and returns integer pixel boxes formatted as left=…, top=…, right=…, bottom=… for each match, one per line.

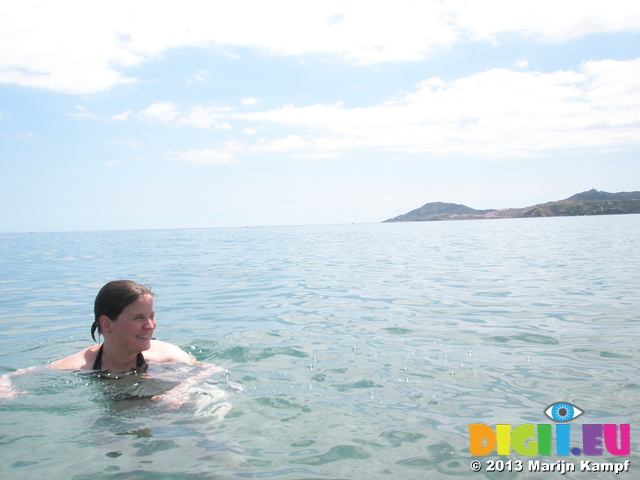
left=1, top=280, right=223, bottom=405
left=51, top=280, right=195, bottom=371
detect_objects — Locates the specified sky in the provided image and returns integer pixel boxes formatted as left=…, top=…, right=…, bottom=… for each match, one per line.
left=1, top=1, right=639, bottom=233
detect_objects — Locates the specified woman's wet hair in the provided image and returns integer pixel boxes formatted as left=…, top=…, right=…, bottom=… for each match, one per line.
left=91, top=280, right=154, bottom=341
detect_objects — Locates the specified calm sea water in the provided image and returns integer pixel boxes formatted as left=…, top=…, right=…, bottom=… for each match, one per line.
left=1, top=215, right=639, bottom=479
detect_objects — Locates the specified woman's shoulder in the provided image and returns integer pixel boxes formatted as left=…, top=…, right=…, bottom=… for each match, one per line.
left=49, top=345, right=100, bottom=370
left=145, top=340, right=196, bottom=365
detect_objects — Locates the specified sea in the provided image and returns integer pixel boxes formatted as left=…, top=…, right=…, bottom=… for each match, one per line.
left=1, top=215, right=639, bottom=479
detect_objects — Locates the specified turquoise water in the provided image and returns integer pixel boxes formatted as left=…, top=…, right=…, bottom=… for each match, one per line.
left=1, top=216, right=639, bottom=479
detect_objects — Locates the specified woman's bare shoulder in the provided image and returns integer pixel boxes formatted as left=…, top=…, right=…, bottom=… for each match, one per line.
left=145, top=340, right=196, bottom=365
left=49, top=345, right=100, bottom=370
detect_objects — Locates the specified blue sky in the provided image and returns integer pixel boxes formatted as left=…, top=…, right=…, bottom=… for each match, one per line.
left=1, top=1, right=640, bottom=232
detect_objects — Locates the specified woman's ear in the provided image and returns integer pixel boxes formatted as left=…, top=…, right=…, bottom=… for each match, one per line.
left=98, top=315, right=112, bottom=335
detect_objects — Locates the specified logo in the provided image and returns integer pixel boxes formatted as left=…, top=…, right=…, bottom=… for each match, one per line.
left=543, top=401, right=583, bottom=423
left=469, top=402, right=630, bottom=456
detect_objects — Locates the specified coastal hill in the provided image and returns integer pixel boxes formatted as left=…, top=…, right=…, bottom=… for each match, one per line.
left=383, top=189, right=640, bottom=223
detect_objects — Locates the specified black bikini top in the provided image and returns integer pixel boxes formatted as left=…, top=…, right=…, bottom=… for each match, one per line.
left=92, top=344, right=148, bottom=376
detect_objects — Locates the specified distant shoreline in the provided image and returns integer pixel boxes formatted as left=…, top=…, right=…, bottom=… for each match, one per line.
left=383, top=189, right=640, bottom=223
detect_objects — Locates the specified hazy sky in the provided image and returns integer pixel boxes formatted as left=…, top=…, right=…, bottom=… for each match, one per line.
left=2, top=1, right=639, bottom=232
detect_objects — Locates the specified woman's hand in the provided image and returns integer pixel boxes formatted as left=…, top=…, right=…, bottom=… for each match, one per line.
left=151, top=363, right=225, bottom=410
left=151, top=387, right=191, bottom=410
left=0, top=372, right=27, bottom=400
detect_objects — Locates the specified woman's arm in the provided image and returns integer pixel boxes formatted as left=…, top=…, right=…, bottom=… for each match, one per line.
left=49, top=346, right=97, bottom=370
left=142, top=340, right=226, bottom=409
left=145, top=339, right=197, bottom=365
left=0, top=367, right=37, bottom=400
left=152, top=362, right=225, bottom=409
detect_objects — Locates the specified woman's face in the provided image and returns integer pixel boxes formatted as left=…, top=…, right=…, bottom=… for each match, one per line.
left=108, top=294, right=156, bottom=353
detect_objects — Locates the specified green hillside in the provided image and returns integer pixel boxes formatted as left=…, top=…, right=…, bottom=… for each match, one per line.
left=384, top=190, right=640, bottom=222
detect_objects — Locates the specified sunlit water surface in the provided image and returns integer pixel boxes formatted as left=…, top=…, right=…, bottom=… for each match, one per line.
left=1, top=216, right=639, bottom=479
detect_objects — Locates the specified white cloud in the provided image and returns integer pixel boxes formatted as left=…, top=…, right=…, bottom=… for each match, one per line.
left=113, top=110, right=132, bottom=120
left=177, top=105, right=234, bottom=128
left=447, top=0, right=640, bottom=42
left=190, top=71, right=207, bottom=83
left=257, top=134, right=310, bottom=152
left=514, top=60, right=529, bottom=69
left=237, top=58, right=640, bottom=158
left=64, top=105, right=96, bottom=119
left=108, top=138, right=141, bottom=148
left=1, top=1, right=639, bottom=94
left=293, top=151, right=343, bottom=159
left=0, top=2, right=139, bottom=94
left=139, top=103, right=234, bottom=128
left=134, top=57, right=640, bottom=161
left=139, top=102, right=179, bottom=123
left=241, top=97, right=259, bottom=106
left=167, top=143, right=241, bottom=164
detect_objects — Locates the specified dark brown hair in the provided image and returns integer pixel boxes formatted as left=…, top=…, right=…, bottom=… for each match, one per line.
left=91, top=280, right=154, bottom=341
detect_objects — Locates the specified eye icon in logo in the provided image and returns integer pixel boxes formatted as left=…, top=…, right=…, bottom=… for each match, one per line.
left=544, top=402, right=584, bottom=422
